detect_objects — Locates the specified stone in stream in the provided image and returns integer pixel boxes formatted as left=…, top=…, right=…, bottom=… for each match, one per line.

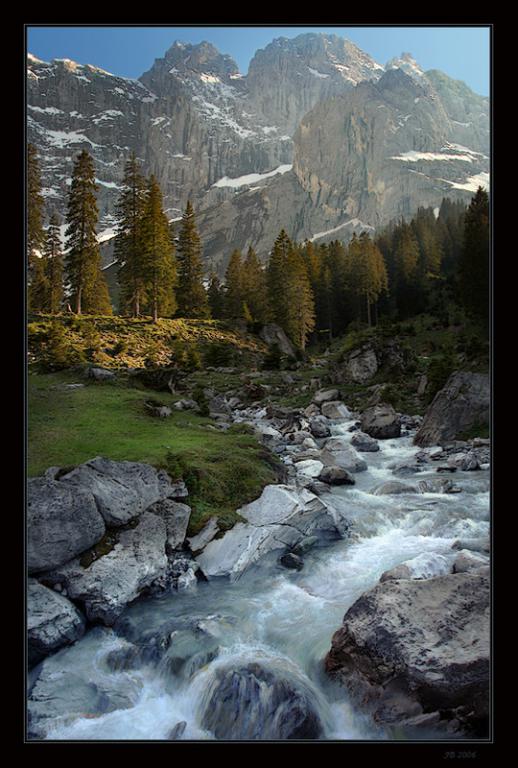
left=371, top=481, right=417, bottom=496
left=313, top=388, right=340, bottom=406
left=379, top=553, right=450, bottom=582
left=321, top=401, right=352, bottom=420
left=325, top=568, right=490, bottom=737
left=296, top=459, right=324, bottom=478
left=350, top=431, right=380, bottom=452
left=452, top=537, right=490, bottom=554
left=321, top=438, right=367, bottom=472
left=452, top=550, right=489, bottom=573
left=309, top=416, right=331, bottom=439
left=201, top=663, right=323, bottom=740
left=318, top=466, right=355, bottom=486
left=28, top=580, right=86, bottom=666
left=360, top=403, right=401, bottom=439
left=416, top=478, right=461, bottom=494
left=167, top=721, right=187, bottom=740
left=280, top=552, right=304, bottom=570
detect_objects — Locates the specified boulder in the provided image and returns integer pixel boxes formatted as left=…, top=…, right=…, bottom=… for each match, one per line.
left=318, top=466, right=355, bottom=486
left=304, top=403, right=321, bottom=418
left=344, top=345, right=378, bottom=383
left=200, top=663, right=323, bottom=739
left=43, top=511, right=170, bottom=625
left=325, top=569, right=490, bottom=737
left=414, top=372, right=489, bottom=447
left=371, top=481, right=417, bottom=496
left=452, top=537, right=490, bottom=554
left=350, top=431, right=380, bottom=452
left=295, top=459, right=324, bottom=478
left=59, top=457, right=178, bottom=527
left=313, top=388, right=340, bottom=406
left=187, top=517, right=220, bottom=555
left=322, top=438, right=367, bottom=472
left=86, top=367, right=115, bottom=382
left=452, top=550, right=489, bottom=573
left=280, top=552, right=304, bottom=570
left=309, top=417, right=331, bottom=439
left=259, top=323, right=297, bottom=357
left=391, top=463, right=425, bottom=477
left=380, top=553, right=450, bottom=582
left=448, top=451, right=480, bottom=471
left=321, top=401, right=352, bottom=420
left=196, top=485, right=349, bottom=580
left=147, top=499, right=191, bottom=552
left=28, top=580, right=85, bottom=666
left=416, top=478, right=460, bottom=494
left=360, top=403, right=401, bottom=440
left=168, top=721, right=187, bottom=740
left=27, top=477, right=106, bottom=574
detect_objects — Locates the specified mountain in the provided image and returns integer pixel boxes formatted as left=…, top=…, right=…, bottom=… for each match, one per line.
left=26, top=34, right=489, bottom=274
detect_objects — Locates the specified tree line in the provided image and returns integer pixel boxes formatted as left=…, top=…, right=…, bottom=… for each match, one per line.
left=27, top=143, right=489, bottom=349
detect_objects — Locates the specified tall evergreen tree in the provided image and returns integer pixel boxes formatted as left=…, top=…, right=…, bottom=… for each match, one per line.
left=176, top=201, right=209, bottom=318
left=458, top=187, right=490, bottom=326
left=242, top=246, right=269, bottom=324
left=27, top=143, right=45, bottom=271
left=224, top=249, right=246, bottom=320
left=140, top=175, right=177, bottom=322
left=64, top=150, right=112, bottom=315
left=207, top=272, right=225, bottom=319
left=43, top=213, right=64, bottom=313
left=115, top=152, right=148, bottom=316
left=283, top=246, right=315, bottom=350
left=267, top=229, right=293, bottom=329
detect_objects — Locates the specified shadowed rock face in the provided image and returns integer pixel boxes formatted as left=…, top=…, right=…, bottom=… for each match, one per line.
left=325, top=568, right=490, bottom=737
left=201, top=663, right=324, bottom=740
left=414, top=371, right=490, bottom=446
left=27, top=34, right=488, bottom=274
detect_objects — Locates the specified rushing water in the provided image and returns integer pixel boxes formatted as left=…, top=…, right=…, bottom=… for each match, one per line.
left=31, top=419, right=490, bottom=741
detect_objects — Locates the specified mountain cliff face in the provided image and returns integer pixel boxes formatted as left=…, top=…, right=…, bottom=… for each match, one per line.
left=26, top=34, right=489, bottom=274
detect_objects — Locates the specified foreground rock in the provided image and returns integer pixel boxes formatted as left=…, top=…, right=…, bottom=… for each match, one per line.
left=414, top=371, right=489, bottom=447
left=196, top=485, right=349, bottom=580
left=318, top=466, right=355, bottom=486
left=43, top=512, right=172, bottom=625
left=380, top=553, right=450, bottom=582
left=28, top=580, right=86, bottom=666
left=360, top=403, right=401, bottom=440
left=201, top=663, right=323, bottom=739
left=325, top=568, right=490, bottom=737
left=350, top=431, right=380, bottom=452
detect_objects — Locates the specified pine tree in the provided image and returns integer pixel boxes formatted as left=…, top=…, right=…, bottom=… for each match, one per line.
left=140, top=175, right=177, bottom=322
left=344, top=233, right=388, bottom=325
left=64, top=150, right=112, bottom=315
left=115, top=152, right=148, bottom=316
left=242, top=246, right=269, bottom=324
left=27, top=143, right=45, bottom=271
left=267, top=229, right=293, bottom=328
left=458, top=187, right=490, bottom=326
left=176, top=201, right=209, bottom=318
left=28, top=253, right=49, bottom=312
left=224, top=249, right=245, bottom=320
left=43, top=213, right=64, bottom=313
left=284, top=246, right=315, bottom=350
left=207, top=273, right=225, bottom=319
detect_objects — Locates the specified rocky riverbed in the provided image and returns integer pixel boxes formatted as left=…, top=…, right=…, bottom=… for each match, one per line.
left=27, top=383, right=490, bottom=741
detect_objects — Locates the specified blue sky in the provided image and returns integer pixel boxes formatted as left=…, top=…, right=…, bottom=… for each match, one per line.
left=27, top=26, right=490, bottom=96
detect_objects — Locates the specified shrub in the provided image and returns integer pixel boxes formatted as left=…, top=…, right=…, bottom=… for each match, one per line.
left=262, top=342, right=281, bottom=370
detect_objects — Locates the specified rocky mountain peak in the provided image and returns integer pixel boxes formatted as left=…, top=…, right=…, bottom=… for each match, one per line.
left=385, top=52, right=425, bottom=82
left=162, top=40, right=240, bottom=79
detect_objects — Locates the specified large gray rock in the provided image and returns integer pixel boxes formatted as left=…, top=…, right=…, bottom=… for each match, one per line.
left=27, top=478, right=106, bottom=574
left=201, top=662, right=323, bottom=740
left=259, top=324, right=297, bottom=357
left=321, top=401, right=352, bottom=420
left=350, top=431, right=380, bottom=452
left=325, top=568, right=490, bottom=737
left=313, top=388, right=340, bottom=405
left=322, top=438, right=367, bottom=472
left=196, top=485, right=348, bottom=580
left=147, top=499, right=191, bottom=552
left=187, top=516, right=220, bottom=555
left=318, top=466, right=355, bottom=486
left=380, top=553, right=450, bottom=582
left=28, top=580, right=85, bottom=666
left=344, top=345, right=378, bottom=383
left=309, top=416, right=331, bottom=438
left=361, top=403, right=401, bottom=440
left=60, top=457, right=178, bottom=527
left=414, top=372, right=490, bottom=447
left=43, top=512, right=169, bottom=625
left=452, top=550, right=489, bottom=573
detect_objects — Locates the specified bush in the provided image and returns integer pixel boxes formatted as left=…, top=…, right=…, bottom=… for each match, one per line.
left=42, top=322, right=85, bottom=371
left=203, top=342, right=235, bottom=368
left=262, top=342, right=281, bottom=370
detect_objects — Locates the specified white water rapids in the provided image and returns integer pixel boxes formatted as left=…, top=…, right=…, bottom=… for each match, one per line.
left=32, top=418, right=490, bottom=741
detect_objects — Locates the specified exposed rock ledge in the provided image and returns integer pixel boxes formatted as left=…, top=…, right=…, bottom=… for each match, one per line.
left=325, top=568, right=490, bottom=738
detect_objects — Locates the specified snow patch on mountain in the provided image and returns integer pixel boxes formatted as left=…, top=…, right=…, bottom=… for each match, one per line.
left=212, top=164, right=293, bottom=188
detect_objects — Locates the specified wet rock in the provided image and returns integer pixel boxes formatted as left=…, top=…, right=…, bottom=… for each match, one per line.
left=417, top=478, right=460, bottom=494
left=414, top=371, right=489, bottom=446
left=448, top=451, right=480, bottom=471
left=372, top=481, right=417, bottom=495
left=58, top=457, right=179, bottom=527
left=313, top=388, right=340, bottom=405
left=351, top=431, right=380, bottom=452
left=28, top=580, right=85, bottom=666
left=391, top=463, right=425, bottom=477
left=322, top=438, right=367, bottom=472
left=296, top=459, right=324, bottom=478
left=43, top=511, right=170, bottom=625
left=361, top=403, right=401, bottom=440
left=147, top=499, right=191, bottom=553
left=326, top=569, right=490, bottom=737
left=304, top=403, right=321, bottom=418
left=168, top=721, right=187, bottom=740
left=201, top=663, right=323, bottom=740
left=280, top=552, right=304, bottom=570
left=380, top=553, right=450, bottom=582
left=187, top=517, right=220, bottom=555
left=321, top=401, right=352, bottom=420
left=309, top=416, right=331, bottom=438
left=318, top=466, right=355, bottom=486
left=292, top=536, right=319, bottom=555
left=452, top=550, right=489, bottom=573
left=452, top=537, right=490, bottom=554
left=28, top=477, right=106, bottom=574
